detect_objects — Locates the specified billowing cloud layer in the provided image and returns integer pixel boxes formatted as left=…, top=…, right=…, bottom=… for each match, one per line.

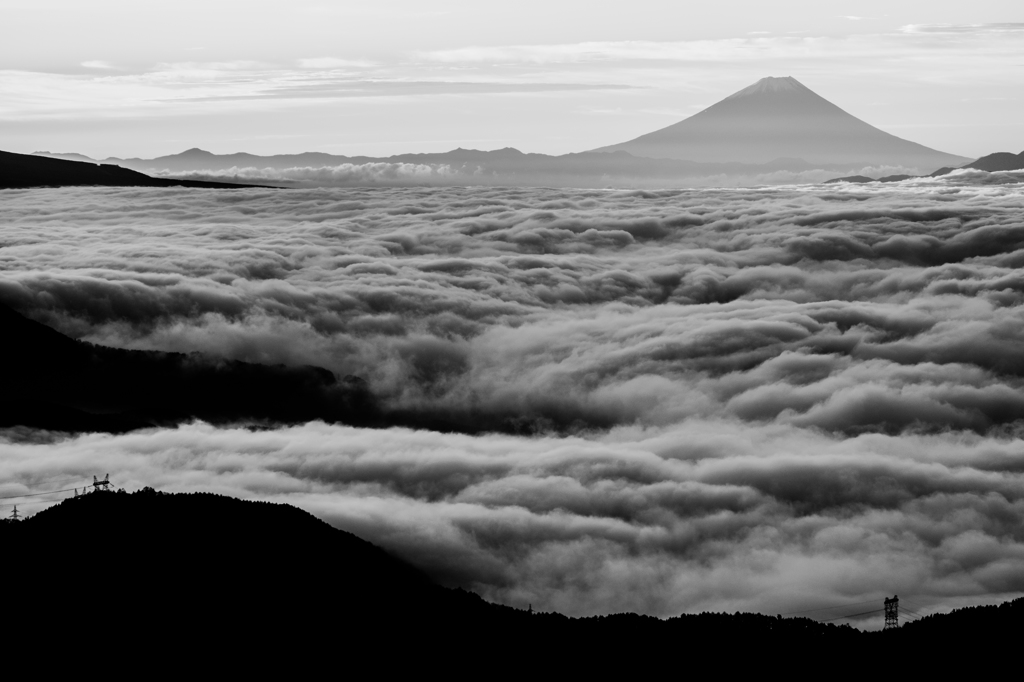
left=4, top=173, right=1024, bottom=435
left=161, top=163, right=462, bottom=186
left=2, top=420, right=1023, bottom=621
left=155, top=163, right=928, bottom=189
left=2, top=173, right=1024, bottom=620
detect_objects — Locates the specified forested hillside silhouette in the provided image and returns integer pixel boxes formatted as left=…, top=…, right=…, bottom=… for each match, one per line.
left=3, top=490, right=1019, bottom=673
left=1, top=303, right=623, bottom=435
left=0, top=302, right=378, bottom=431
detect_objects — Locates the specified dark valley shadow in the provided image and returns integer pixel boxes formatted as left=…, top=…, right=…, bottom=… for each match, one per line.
left=0, top=302, right=379, bottom=431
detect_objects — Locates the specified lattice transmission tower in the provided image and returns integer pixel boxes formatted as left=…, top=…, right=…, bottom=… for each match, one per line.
left=884, top=595, right=899, bottom=630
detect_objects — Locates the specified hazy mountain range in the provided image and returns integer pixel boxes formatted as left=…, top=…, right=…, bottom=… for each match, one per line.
left=25, top=76, right=990, bottom=187
left=29, top=146, right=885, bottom=187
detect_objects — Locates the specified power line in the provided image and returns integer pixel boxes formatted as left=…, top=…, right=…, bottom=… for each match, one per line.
left=0, top=490, right=79, bottom=508
left=1, top=475, right=114, bottom=514
left=815, top=606, right=880, bottom=622
left=778, top=598, right=883, bottom=616
left=899, top=601, right=930, bottom=615
left=0, top=486, right=82, bottom=501
left=2, top=494, right=75, bottom=509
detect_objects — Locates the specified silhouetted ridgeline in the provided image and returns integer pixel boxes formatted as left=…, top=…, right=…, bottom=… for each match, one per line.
left=0, top=303, right=613, bottom=435
left=964, top=150, right=1024, bottom=172
left=3, top=490, right=1019, bottom=672
left=0, top=149, right=266, bottom=189
left=0, top=302, right=378, bottom=431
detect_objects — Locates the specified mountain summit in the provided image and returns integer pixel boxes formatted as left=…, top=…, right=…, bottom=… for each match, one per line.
left=592, top=76, right=970, bottom=170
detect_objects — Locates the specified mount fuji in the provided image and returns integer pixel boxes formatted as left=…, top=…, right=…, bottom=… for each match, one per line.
left=591, top=77, right=970, bottom=171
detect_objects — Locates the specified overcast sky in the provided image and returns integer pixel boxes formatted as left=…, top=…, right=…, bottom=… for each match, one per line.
left=2, top=1, right=1022, bottom=159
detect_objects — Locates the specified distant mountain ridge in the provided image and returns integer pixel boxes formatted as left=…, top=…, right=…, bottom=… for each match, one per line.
left=825, top=149, right=1024, bottom=183
left=24, top=77, right=995, bottom=186
left=592, top=76, right=970, bottom=170
left=31, top=146, right=938, bottom=189
left=964, top=150, right=1024, bottom=172
left=34, top=145, right=855, bottom=174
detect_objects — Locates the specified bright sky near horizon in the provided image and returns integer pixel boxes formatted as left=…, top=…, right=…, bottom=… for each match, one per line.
left=1, top=0, right=1022, bottom=158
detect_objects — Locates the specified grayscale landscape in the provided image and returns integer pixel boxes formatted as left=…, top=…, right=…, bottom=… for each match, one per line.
left=2, top=1, right=1023, bottom=657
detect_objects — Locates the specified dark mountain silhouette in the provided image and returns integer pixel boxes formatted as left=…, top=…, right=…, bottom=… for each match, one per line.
left=592, top=76, right=970, bottom=170
left=0, top=303, right=610, bottom=435
left=825, top=174, right=915, bottom=184
left=3, top=489, right=1020, bottom=673
left=0, top=302, right=377, bottom=432
left=0, top=149, right=264, bottom=189
left=825, top=175, right=884, bottom=184
left=964, top=150, right=1024, bottom=172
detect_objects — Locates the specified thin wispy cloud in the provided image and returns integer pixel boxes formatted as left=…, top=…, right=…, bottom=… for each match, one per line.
left=6, top=26, right=1022, bottom=120
left=0, top=61, right=635, bottom=120
left=900, top=22, right=1024, bottom=34
left=296, top=57, right=379, bottom=69
left=176, top=81, right=636, bottom=103
left=415, top=29, right=1024, bottom=66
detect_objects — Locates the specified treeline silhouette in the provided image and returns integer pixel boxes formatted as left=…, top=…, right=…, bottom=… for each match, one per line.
left=3, top=490, right=1019, bottom=673
left=1, top=303, right=619, bottom=435
left=0, top=302, right=379, bottom=431
left=0, top=149, right=264, bottom=189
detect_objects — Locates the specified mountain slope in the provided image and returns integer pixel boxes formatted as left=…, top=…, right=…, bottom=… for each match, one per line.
left=0, top=302, right=377, bottom=431
left=592, top=76, right=970, bottom=170
left=964, top=150, right=1024, bottom=171
left=3, top=489, right=1020, bottom=673
left=0, top=149, right=264, bottom=189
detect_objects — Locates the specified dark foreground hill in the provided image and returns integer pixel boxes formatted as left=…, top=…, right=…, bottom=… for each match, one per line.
left=2, top=490, right=1019, bottom=673
left=0, top=303, right=377, bottom=431
left=0, top=149, right=266, bottom=189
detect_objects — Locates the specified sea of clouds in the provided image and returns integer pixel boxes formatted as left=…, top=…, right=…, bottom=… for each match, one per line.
left=3, top=169, right=1024, bottom=622
left=154, top=162, right=462, bottom=186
